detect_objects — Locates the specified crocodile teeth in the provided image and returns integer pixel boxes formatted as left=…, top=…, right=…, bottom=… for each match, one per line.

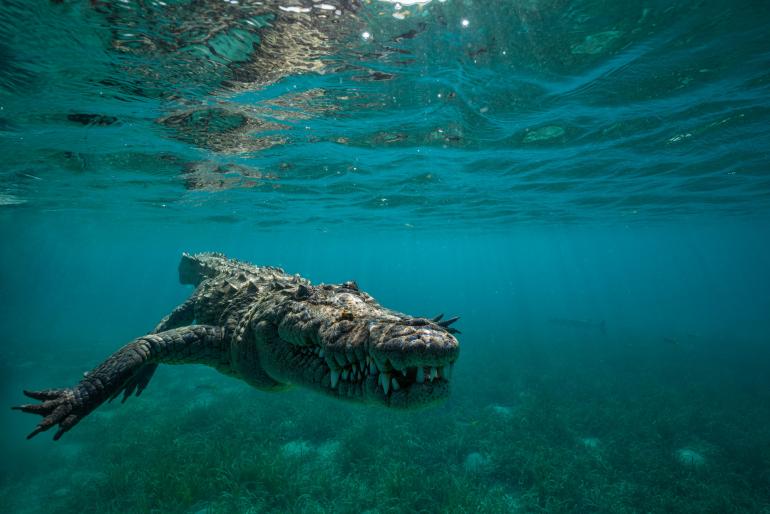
left=341, top=369, right=349, bottom=381
left=401, top=369, right=407, bottom=377
left=325, top=355, right=339, bottom=371
left=391, top=378, right=400, bottom=391
left=318, top=348, right=325, bottom=358
left=330, top=370, right=340, bottom=389
left=352, top=363, right=358, bottom=374
left=416, top=367, right=425, bottom=383
left=381, top=372, right=391, bottom=394
left=429, top=367, right=437, bottom=381
left=369, top=362, right=377, bottom=374
left=335, top=353, right=347, bottom=367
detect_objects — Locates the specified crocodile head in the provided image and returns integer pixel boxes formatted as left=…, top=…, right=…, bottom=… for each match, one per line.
left=263, top=282, right=460, bottom=408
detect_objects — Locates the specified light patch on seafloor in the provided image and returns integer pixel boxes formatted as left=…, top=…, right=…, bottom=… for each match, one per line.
left=281, top=439, right=341, bottom=463
left=523, top=125, right=565, bottom=143
left=316, top=440, right=341, bottom=460
left=0, top=193, right=26, bottom=206
left=676, top=447, right=707, bottom=469
left=487, top=404, right=514, bottom=419
left=504, top=495, right=523, bottom=512
left=580, top=437, right=601, bottom=449
left=463, top=451, right=490, bottom=473
left=281, top=439, right=315, bottom=458
left=571, top=31, right=623, bottom=55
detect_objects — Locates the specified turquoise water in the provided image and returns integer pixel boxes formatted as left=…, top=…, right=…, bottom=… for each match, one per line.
left=1, top=0, right=770, bottom=512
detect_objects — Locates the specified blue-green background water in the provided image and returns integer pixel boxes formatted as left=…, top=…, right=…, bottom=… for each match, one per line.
left=2, top=0, right=770, bottom=512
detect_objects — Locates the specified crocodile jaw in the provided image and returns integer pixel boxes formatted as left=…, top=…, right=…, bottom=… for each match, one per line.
left=267, top=320, right=459, bottom=408
left=260, top=284, right=459, bottom=408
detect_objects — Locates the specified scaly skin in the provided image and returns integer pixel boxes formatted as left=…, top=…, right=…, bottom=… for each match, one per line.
left=14, top=253, right=460, bottom=440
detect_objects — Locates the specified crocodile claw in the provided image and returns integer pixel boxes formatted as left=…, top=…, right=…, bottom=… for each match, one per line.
left=109, top=363, right=158, bottom=403
left=13, top=388, right=86, bottom=440
left=19, top=388, right=66, bottom=401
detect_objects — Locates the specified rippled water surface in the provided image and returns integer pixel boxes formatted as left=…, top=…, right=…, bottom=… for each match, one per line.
left=1, top=0, right=769, bottom=226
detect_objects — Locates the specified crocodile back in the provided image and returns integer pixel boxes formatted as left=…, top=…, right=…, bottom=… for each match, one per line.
left=178, top=252, right=310, bottom=330
left=178, top=252, right=256, bottom=286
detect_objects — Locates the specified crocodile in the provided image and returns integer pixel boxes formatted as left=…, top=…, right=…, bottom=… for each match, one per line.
left=14, top=252, right=460, bottom=440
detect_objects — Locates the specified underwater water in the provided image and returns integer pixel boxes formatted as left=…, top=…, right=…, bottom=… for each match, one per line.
left=1, top=0, right=770, bottom=512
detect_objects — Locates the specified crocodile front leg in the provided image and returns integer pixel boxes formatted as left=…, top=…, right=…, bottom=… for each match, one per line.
left=13, top=325, right=226, bottom=440
left=126, top=296, right=199, bottom=399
